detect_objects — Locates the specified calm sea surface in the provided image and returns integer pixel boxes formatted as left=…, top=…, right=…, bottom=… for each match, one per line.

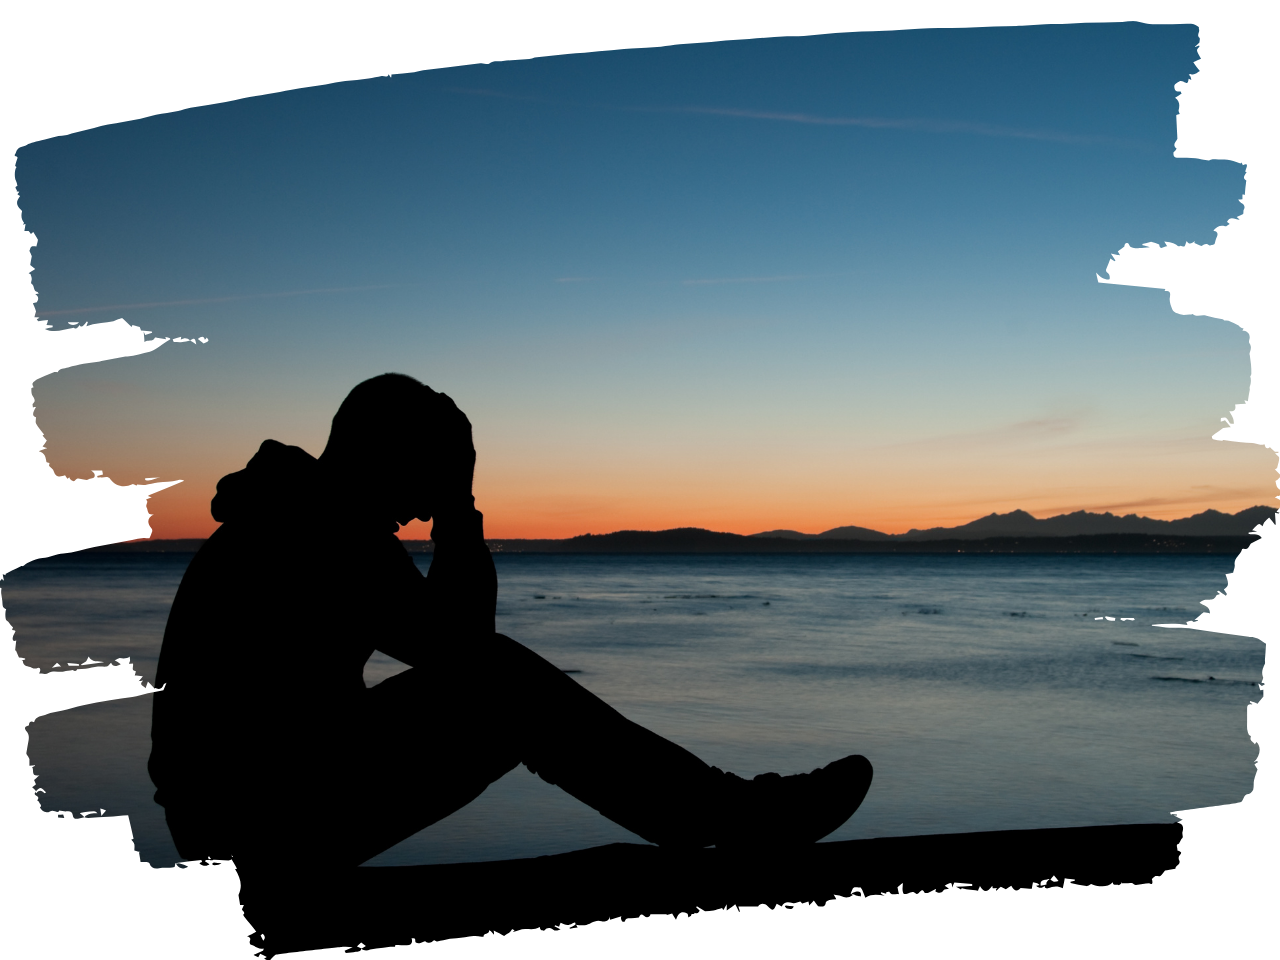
left=5, top=551, right=1264, bottom=868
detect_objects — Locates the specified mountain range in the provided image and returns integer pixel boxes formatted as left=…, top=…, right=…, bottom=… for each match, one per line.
left=87, top=506, right=1274, bottom=556
left=752, top=506, right=1276, bottom=541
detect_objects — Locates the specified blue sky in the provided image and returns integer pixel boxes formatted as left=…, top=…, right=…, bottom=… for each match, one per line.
left=17, top=22, right=1274, bottom=537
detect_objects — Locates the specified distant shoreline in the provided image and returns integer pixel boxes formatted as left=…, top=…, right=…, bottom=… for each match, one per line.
left=83, top=531, right=1259, bottom=556
left=80, top=505, right=1275, bottom=558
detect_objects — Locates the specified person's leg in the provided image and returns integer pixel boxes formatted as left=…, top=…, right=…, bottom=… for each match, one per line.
left=227, top=631, right=871, bottom=870
left=459, top=633, right=728, bottom=847
left=337, top=638, right=719, bottom=856
left=365, top=633, right=873, bottom=852
left=167, top=644, right=524, bottom=870
left=331, top=688, right=524, bottom=868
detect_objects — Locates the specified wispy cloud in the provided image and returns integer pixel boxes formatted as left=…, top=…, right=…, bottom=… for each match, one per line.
left=878, top=413, right=1088, bottom=452
left=35, top=283, right=409, bottom=319
left=927, top=485, right=1273, bottom=521
left=441, top=86, right=1142, bottom=148
left=1006, top=416, right=1080, bottom=436
left=660, top=106, right=1131, bottom=145
left=645, top=106, right=1138, bottom=147
left=681, top=274, right=812, bottom=286
left=1042, top=488, right=1277, bottom=516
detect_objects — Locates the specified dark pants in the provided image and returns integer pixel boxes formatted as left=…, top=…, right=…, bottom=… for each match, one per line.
left=166, top=634, right=727, bottom=869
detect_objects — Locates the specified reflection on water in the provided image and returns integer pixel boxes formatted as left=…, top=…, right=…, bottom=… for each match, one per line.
left=8, top=551, right=1262, bottom=867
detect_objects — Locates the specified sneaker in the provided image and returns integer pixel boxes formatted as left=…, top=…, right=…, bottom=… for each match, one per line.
left=715, top=754, right=873, bottom=849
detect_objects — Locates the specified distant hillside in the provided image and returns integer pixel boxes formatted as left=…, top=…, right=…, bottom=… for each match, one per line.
left=80, top=506, right=1274, bottom=556
left=897, top=505, right=1276, bottom=540
left=753, top=525, right=891, bottom=541
left=477, top=529, right=1255, bottom=555
left=80, top=529, right=1258, bottom=556
left=752, top=505, right=1276, bottom=541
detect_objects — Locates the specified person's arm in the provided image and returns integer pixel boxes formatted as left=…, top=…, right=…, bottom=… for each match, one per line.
left=373, top=390, right=495, bottom=665
left=370, top=509, right=495, bottom=668
left=422, top=498, right=497, bottom=639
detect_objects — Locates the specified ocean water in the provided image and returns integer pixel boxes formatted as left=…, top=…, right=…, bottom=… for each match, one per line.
left=6, top=551, right=1264, bottom=868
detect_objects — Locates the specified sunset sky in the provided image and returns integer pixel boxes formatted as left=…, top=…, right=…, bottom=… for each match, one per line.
left=17, top=22, right=1276, bottom=540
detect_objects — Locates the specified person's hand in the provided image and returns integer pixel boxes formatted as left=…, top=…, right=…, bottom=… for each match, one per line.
left=427, top=392, right=477, bottom=516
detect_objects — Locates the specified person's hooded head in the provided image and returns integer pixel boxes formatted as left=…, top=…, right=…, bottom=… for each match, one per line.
left=319, top=373, right=475, bottom=526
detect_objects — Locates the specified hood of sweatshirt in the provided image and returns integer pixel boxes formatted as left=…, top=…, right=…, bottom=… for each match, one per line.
left=210, top=439, right=323, bottom=524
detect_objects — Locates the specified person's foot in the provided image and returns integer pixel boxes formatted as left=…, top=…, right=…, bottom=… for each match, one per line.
left=714, top=754, right=873, bottom=849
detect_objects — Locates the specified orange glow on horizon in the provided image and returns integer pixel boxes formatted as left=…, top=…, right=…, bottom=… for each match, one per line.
left=132, top=421, right=1279, bottom=543
left=143, top=483, right=1279, bottom=542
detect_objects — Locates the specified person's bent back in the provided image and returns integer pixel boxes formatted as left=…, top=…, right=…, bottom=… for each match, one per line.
left=149, top=373, right=874, bottom=868
left=149, top=375, right=495, bottom=863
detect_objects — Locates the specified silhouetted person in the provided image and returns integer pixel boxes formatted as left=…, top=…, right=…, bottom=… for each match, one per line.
left=149, top=374, right=872, bottom=870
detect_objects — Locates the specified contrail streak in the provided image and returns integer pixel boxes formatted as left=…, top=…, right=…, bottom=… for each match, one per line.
left=36, top=283, right=410, bottom=318
left=646, top=106, right=1138, bottom=147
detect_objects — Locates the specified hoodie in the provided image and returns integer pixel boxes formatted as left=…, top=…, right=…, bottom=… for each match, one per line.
left=148, top=438, right=497, bottom=819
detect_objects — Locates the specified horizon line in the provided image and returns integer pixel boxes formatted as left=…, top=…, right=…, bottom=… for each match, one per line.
left=127, top=503, right=1277, bottom=544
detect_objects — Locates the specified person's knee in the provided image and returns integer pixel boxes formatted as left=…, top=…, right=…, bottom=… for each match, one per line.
left=489, top=632, right=561, bottom=671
